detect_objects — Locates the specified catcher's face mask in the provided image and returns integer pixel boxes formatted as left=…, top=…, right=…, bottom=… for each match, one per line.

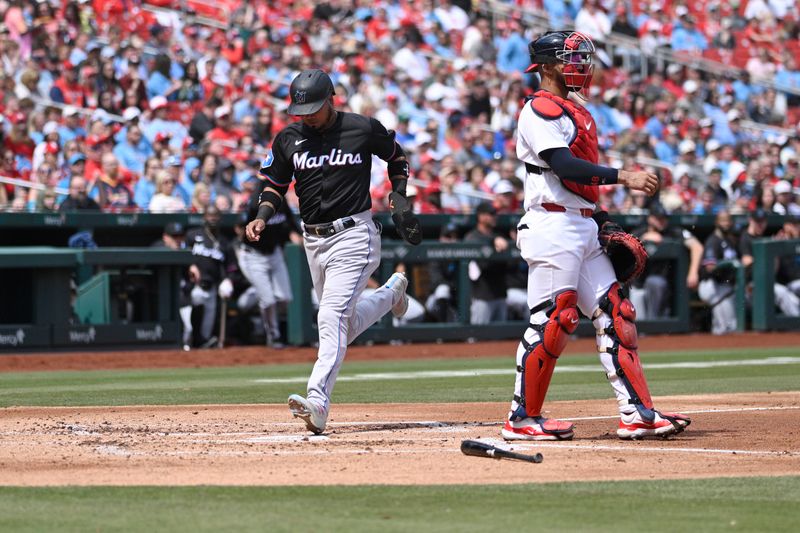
left=558, top=32, right=595, bottom=98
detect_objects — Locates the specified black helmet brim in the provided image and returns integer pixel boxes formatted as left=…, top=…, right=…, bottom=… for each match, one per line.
left=287, top=98, right=327, bottom=116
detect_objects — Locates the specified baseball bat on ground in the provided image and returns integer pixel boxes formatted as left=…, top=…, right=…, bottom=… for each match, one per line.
left=460, top=440, right=543, bottom=463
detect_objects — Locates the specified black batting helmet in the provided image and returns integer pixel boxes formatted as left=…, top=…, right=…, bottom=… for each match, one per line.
left=525, top=30, right=595, bottom=95
left=287, top=69, right=335, bottom=116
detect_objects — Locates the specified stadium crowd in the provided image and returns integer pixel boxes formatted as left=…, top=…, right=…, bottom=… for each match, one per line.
left=1, top=0, right=799, bottom=218
left=2, top=0, right=800, bottom=341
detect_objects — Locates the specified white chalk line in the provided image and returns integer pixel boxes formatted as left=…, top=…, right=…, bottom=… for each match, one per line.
left=254, top=356, right=800, bottom=384
left=4, top=406, right=799, bottom=438
left=562, top=405, right=800, bottom=422
left=94, top=440, right=800, bottom=459
left=84, top=404, right=800, bottom=459
left=94, top=444, right=464, bottom=458
left=480, top=438, right=800, bottom=458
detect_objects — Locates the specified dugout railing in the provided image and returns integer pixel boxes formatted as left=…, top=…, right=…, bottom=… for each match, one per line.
left=285, top=239, right=691, bottom=346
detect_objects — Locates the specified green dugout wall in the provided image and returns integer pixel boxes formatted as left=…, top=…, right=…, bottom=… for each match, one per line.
left=751, top=239, right=800, bottom=331
left=0, top=248, right=193, bottom=351
left=286, top=239, right=691, bottom=346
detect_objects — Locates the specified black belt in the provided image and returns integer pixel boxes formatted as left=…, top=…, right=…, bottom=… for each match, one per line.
left=525, top=163, right=544, bottom=174
left=240, top=244, right=265, bottom=254
left=304, top=217, right=356, bottom=237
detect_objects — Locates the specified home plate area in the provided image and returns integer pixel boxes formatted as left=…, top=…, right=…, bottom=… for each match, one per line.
left=1, top=393, right=798, bottom=486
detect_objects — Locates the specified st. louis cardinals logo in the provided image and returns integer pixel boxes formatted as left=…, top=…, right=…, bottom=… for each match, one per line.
left=294, top=90, right=307, bottom=104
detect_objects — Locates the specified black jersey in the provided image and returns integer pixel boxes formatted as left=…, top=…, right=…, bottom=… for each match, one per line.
left=633, top=226, right=695, bottom=285
left=258, top=111, right=397, bottom=224
left=186, top=226, right=232, bottom=289
left=242, top=188, right=301, bottom=254
left=701, top=231, right=739, bottom=283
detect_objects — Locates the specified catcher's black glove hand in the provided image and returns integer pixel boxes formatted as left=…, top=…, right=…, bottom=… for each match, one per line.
left=598, top=221, right=624, bottom=246
left=601, top=230, right=648, bottom=285
left=388, top=191, right=422, bottom=245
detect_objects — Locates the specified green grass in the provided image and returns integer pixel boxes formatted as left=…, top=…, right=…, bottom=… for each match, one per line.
left=1, top=346, right=799, bottom=407
left=2, top=346, right=799, bottom=531
left=1, top=477, right=799, bottom=532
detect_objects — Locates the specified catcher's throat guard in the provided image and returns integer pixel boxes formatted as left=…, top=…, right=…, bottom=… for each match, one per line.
left=388, top=191, right=422, bottom=245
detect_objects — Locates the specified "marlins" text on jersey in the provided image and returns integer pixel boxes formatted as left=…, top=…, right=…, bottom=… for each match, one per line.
left=293, top=149, right=363, bottom=170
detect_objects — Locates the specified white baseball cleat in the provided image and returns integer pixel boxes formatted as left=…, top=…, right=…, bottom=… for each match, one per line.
left=385, top=272, right=409, bottom=318
left=288, top=394, right=328, bottom=434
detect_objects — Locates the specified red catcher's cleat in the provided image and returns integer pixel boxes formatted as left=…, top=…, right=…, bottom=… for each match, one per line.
left=502, top=415, right=575, bottom=441
left=617, top=410, right=691, bottom=440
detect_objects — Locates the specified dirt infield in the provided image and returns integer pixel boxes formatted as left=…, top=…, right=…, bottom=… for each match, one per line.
left=0, top=332, right=799, bottom=486
left=1, top=392, right=798, bottom=486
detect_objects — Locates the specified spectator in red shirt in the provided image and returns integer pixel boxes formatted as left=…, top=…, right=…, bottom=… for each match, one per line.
left=284, top=21, right=313, bottom=57
left=0, top=147, right=22, bottom=201
left=205, top=106, right=244, bottom=157
left=5, top=112, right=35, bottom=161
left=49, top=61, right=85, bottom=106
left=200, top=58, right=221, bottom=102
left=83, top=133, right=114, bottom=184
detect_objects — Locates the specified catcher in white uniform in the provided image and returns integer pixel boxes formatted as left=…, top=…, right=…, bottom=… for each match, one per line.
left=503, top=31, right=691, bottom=441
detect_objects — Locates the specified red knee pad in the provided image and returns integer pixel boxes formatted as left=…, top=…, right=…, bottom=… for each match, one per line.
left=542, top=290, right=579, bottom=356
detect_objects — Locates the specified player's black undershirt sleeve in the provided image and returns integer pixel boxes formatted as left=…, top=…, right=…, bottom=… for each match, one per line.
left=540, top=147, right=618, bottom=185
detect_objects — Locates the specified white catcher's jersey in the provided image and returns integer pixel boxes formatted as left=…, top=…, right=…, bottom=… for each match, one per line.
left=515, top=101, right=596, bottom=212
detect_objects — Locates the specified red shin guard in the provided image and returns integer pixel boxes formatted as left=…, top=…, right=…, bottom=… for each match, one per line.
left=601, top=283, right=654, bottom=411
left=521, top=291, right=579, bottom=417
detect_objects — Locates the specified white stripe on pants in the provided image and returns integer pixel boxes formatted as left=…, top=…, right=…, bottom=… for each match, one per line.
left=303, top=212, right=393, bottom=410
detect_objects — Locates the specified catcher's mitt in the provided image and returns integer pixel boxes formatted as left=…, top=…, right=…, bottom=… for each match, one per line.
left=388, top=191, right=422, bottom=245
left=599, top=228, right=648, bottom=285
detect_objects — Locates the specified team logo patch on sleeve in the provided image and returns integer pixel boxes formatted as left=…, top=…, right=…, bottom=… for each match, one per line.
left=260, top=150, right=274, bottom=171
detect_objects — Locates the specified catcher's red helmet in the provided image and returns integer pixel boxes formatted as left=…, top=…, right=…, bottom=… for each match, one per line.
left=525, top=30, right=596, bottom=97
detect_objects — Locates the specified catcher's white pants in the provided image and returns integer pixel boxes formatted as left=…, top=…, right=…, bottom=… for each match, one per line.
left=516, top=209, right=615, bottom=314
left=510, top=209, right=632, bottom=415
left=303, top=211, right=393, bottom=411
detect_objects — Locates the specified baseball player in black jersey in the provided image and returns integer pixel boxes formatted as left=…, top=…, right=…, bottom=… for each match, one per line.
left=186, top=206, right=236, bottom=348
left=245, top=69, right=418, bottom=434
left=239, top=183, right=302, bottom=347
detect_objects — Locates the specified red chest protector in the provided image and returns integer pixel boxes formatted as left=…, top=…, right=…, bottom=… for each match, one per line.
left=530, top=90, right=599, bottom=203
